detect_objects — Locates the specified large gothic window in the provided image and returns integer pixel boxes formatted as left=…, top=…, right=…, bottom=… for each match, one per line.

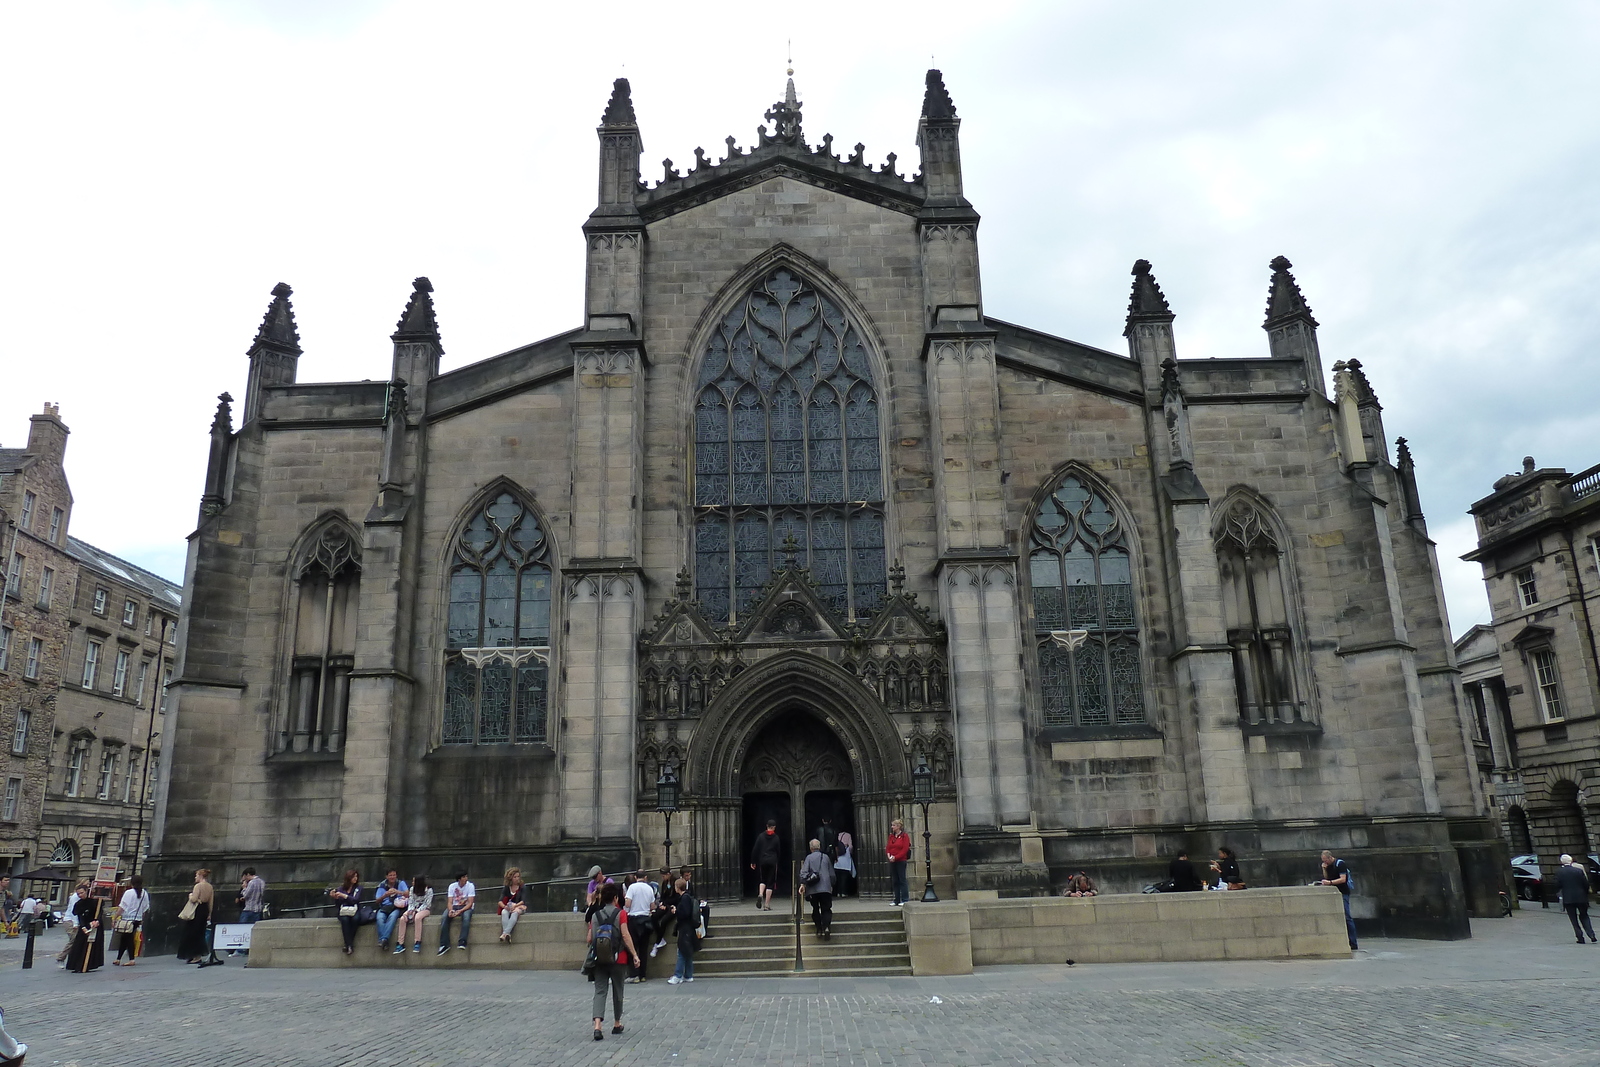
left=285, top=521, right=361, bottom=753
left=443, top=492, right=552, bottom=745
left=693, top=269, right=886, bottom=623
left=1029, top=474, right=1145, bottom=728
left=1215, top=499, right=1311, bottom=726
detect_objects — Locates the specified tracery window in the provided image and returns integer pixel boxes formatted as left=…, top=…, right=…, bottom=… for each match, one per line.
left=1029, top=474, right=1145, bottom=728
left=1215, top=499, right=1311, bottom=726
left=285, top=521, right=361, bottom=753
left=443, top=491, right=551, bottom=745
left=693, top=269, right=886, bottom=623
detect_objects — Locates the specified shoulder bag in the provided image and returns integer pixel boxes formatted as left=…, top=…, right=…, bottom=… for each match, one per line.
left=178, top=900, right=198, bottom=921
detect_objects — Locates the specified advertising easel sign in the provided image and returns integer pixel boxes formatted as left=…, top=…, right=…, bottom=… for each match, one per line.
left=91, top=858, right=119, bottom=900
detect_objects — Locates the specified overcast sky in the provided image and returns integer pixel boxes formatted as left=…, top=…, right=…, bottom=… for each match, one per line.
left=3, top=1, right=1596, bottom=638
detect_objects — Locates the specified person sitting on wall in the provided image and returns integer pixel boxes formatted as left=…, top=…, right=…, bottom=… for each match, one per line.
left=1062, top=872, right=1097, bottom=897
left=1211, top=847, right=1247, bottom=890
left=1168, top=851, right=1203, bottom=892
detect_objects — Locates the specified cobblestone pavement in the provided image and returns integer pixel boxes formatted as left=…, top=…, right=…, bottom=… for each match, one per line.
left=0, top=907, right=1595, bottom=1066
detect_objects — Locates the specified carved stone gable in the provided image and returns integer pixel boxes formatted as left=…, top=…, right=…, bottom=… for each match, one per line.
left=735, top=569, right=846, bottom=643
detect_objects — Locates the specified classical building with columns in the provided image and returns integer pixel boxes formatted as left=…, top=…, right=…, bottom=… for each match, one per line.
left=154, top=71, right=1503, bottom=936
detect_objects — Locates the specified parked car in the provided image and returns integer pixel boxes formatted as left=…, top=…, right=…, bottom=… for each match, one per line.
left=1511, top=857, right=1544, bottom=901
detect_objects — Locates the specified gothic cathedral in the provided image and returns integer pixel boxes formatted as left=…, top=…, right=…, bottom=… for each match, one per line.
left=155, top=72, right=1503, bottom=936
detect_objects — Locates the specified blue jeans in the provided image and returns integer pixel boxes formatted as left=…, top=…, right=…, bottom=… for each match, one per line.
left=236, top=910, right=260, bottom=954
left=375, top=908, right=399, bottom=945
left=891, top=861, right=909, bottom=904
left=440, top=909, right=472, bottom=949
left=1341, top=893, right=1357, bottom=949
left=673, top=946, right=694, bottom=981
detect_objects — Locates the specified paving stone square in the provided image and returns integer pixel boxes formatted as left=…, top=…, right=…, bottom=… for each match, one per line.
left=0, top=909, right=1594, bottom=1067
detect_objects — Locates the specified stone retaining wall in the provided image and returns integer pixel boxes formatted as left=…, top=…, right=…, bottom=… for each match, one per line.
left=905, top=886, right=1350, bottom=974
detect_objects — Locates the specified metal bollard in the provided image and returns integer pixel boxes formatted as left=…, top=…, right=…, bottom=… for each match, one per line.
left=21, top=918, right=43, bottom=970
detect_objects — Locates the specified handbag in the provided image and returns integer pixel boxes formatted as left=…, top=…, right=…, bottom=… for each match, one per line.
left=115, top=918, right=135, bottom=933
left=338, top=905, right=357, bottom=918
left=178, top=901, right=198, bottom=921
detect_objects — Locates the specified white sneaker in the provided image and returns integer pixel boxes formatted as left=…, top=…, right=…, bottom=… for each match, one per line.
left=649, top=945, right=659, bottom=957
left=685, top=977, right=693, bottom=982
left=667, top=975, right=681, bottom=984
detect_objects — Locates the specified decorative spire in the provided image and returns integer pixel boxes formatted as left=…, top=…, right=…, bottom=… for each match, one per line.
left=1344, top=358, right=1379, bottom=408
left=210, top=392, right=234, bottom=434
left=1395, top=436, right=1412, bottom=467
left=391, top=277, right=442, bottom=352
left=1263, top=255, right=1318, bottom=328
left=673, top=568, right=693, bottom=602
left=760, top=68, right=803, bottom=146
left=601, top=77, right=636, bottom=127
left=252, top=282, right=301, bottom=353
left=921, top=69, right=957, bottom=121
left=1127, top=259, right=1174, bottom=321
left=888, top=560, right=907, bottom=595
left=780, top=533, right=802, bottom=569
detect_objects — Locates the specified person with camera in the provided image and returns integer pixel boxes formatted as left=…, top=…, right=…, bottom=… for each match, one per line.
left=330, top=869, right=367, bottom=956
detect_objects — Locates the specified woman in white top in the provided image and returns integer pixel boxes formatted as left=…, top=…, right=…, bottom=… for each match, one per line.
left=393, top=875, right=433, bottom=955
left=112, top=875, right=151, bottom=966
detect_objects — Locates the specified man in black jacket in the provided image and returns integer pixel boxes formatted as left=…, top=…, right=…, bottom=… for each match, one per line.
left=1556, top=854, right=1596, bottom=944
left=1168, top=851, right=1203, bottom=892
left=749, top=820, right=782, bottom=911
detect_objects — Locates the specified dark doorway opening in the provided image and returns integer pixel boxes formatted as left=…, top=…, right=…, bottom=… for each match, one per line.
left=741, top=791, right=793, bottom=898
left=803, top=789, right=857, bottom=896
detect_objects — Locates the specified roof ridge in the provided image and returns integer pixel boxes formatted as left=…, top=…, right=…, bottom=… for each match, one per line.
left=65, top=535, right=183, bottom=595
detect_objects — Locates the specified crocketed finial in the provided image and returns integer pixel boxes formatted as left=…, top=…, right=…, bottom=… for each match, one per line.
left=601, top=77, right=636, bottom=127
left=391, top=276, right=443, bottom=353
left=1264, top=255, right=1318, bottom=328
left=1126, top=259, right=1173, bottom=321
left=252, top=282, right=301, bottom=353
left=922, top=69, right=957, bottom=120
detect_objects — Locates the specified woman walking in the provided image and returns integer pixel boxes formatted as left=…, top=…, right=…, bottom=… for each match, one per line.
left=499, top=868, right=528, bottom=943
left=587, top=882, right=638, bottom=1041
left=331, top=870, right=365, bottom=955
left=112, top=876, right=151, bottom=966
left=175, top=868, right=214, bottom=963
left=667, top=877, right=698, bottom=984
left=393, top=875, right=432, bottom=954
left=65, top=888, right=106, bottom=972
left=799, top=838, right=836, bottom=938
left=833, top=830, right=856, bottom=897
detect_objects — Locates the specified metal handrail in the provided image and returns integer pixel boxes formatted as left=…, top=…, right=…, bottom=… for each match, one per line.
left=792, top=858, right=804, bottom=973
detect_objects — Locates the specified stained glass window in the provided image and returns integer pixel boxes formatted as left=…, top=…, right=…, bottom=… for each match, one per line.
left=443, top=491, right=552, bottom=744
left=693, top=270, right=886, bottom=622
left=1029, top=474, right=1145, bottom=727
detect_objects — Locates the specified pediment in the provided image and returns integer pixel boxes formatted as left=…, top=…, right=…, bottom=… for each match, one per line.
left=861, top=590, right=943, bottom=642
left=638, top=153, right=924, bottom=224
left=1509, top=623, right=1556, bottom=649
left=733, top=567, right=848, bottom=643
left=642, top=597, right=721, bottom=648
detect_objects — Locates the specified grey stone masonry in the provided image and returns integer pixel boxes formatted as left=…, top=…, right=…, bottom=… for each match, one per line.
left=154, top=70, right=1500, bottom=945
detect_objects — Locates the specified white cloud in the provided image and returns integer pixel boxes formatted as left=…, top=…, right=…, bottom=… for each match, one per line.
left=1, top=1, right=1594, bottom=639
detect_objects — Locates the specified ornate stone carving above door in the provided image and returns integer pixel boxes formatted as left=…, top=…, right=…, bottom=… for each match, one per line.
left=739, top=714, right=853, bottom=794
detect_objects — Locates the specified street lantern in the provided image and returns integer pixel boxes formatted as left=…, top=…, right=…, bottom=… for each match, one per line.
left=656, top=764, right=681, bottom=869
left=913, top=756, right=938, bottom=902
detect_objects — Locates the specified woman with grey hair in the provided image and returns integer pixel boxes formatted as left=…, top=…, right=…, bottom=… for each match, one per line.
left=798, top=838, right=836, bottom=939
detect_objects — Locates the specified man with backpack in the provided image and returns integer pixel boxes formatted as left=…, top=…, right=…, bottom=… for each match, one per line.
left=586, top=882, right=639, bottom=1041
left=1319, top=849, right=1357, bottom=951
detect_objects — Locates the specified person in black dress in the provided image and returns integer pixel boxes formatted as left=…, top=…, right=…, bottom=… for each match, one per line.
left=175, top=868, right=214, bottom=963
left=65, top=891, right=106, bottom=972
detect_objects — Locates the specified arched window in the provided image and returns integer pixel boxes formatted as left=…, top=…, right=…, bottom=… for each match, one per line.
left=1028, top=474, right=1145, bottom=728
left=284, top=521, right=361, bottom=753
left=693, top=269, right=886, bottom=623
left=50, top=839, right=76, bottom=866
left=1215, top=499, right=1311, bottom=726
left=1506, top=805, right=1533, bottom=856
left=443, top=491, right=552, bottom=745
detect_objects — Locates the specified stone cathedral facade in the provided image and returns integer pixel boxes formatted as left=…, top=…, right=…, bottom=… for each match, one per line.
left=155, top=72, right=1504, bottom=936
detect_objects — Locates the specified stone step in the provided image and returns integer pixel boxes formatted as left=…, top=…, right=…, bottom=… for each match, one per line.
left=694, top=960, right=913, bottom=978
left=697, top=940, right=909, bottom=962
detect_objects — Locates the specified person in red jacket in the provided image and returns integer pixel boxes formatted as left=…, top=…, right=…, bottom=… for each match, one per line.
left=885, top=819, right=911, bottom=906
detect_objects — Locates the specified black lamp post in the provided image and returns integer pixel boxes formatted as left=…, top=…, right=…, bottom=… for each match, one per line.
left=913, top=756, right=938, bottom=902
left=655, top=764, right=681, bottom=870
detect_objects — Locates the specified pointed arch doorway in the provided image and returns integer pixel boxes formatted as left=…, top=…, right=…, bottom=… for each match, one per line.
left=738, top=712, right=856, bottom=898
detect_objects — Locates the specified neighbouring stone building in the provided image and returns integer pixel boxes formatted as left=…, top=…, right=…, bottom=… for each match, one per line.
left=156, top=71, right=1503, bottom=938
left=0, top=404, right=181, bottom=900
left=1463, top=457, right=1600, bottom=874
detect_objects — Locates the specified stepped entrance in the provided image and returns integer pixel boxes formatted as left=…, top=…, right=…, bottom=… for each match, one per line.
left=738, top=713, right=856, bottom=898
